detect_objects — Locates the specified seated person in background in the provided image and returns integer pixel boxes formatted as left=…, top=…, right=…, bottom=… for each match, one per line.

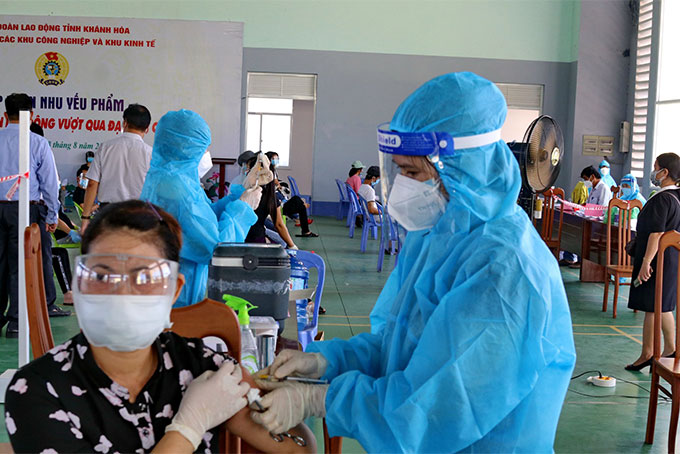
left=345, top=160, right=364, bottom=193
left=4, top=200, right=314, bottom=453
left=358, top=165, right=381, bottom=218
left=72, top=153, right=93, bottom=206
left=620, top=173, right=647, bottom=206
left=570, top=180, right=588, bottom=205
left=265, top=151, right=318, bottom=238
left=52, top=220, right=81, bottom=305
left=245, top=153, right=300, bottom=248
left=582, top=165, right=612, bottom=207
left=605, top=173, right=647, bottom=222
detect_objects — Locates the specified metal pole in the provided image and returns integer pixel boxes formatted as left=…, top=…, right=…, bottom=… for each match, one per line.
left=18, top=111, right=30, bottom=367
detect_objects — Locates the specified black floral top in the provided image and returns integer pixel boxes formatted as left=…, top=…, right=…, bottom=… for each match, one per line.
left=5, top=332, right=234, bottom=453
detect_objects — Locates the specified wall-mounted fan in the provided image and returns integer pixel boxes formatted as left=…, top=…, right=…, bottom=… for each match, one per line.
left=508, top=115, right=564, bottom=218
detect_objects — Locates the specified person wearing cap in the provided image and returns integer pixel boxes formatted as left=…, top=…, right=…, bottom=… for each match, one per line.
left=252, top=72, right=575, bottom=452
left=345, top=160, right=364, bottom=193
left=357, top=166, right=381, bottom=217
left=599, top=159, right=617, bottom=190
left=230, top=150, right=257, bottom=188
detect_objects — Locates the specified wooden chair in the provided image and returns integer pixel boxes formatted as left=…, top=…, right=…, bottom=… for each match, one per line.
left=170, top=298, right=245, bottom=453
left=645, top=230, right=680, bottom=452
left=602, top=198, right=643, bottom=318
left=24, top=223, right=55, bottom=358
left=540, top=187, right=565, bottom=258
left=611, top=185, right=621, bottom=199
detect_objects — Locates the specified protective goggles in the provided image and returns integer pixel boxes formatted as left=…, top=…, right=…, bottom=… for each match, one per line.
left=74, top=254, right=178, bottom=296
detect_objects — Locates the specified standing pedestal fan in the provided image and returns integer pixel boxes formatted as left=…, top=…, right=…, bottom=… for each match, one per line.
left=508, top=115, right=564, bottom=220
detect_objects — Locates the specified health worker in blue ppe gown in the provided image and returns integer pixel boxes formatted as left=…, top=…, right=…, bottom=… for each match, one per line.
left=599, top=159, right=617, bottom=190
left=140, top=109, right=263, bottom=307
left=252, top=72, right=576, bottom=452
left=620, top=173, right=647, bottom=205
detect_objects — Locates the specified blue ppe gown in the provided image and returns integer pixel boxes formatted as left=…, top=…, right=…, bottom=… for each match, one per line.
left=140, top=110, right=257, bottom=307
left=307, top=72, right=576, bottom=452
left=620, top=173, right=647, bottom=205
left=599, top=160, right=617, bottom=190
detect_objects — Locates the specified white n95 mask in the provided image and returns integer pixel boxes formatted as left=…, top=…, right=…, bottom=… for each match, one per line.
left=600, top=167, right=610, bottom=176
left=198, top=151, right=213, bottom=178
left=74, top=293, right=174, bottom=352
left=387, top=173, right=447, bottom=231
left=584, top=180, right=593, bottom=190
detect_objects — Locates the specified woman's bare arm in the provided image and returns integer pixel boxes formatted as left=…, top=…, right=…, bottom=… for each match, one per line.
left=225, top=366, right=316, bottom=453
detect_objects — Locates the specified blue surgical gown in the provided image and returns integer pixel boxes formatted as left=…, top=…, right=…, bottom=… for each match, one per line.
left=140, top=110, right=256, bottom=307
left=307, top=72, right=576, bottom=452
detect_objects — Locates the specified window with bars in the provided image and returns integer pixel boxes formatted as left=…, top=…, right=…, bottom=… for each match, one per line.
left=630, top=0, right=653, bottom=179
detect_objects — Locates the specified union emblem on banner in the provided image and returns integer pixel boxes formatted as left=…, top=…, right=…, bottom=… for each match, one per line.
left=34, top=51, right=69, bottom=86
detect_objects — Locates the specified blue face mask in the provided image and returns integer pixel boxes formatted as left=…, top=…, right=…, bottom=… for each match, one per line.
left=371, top=178, right=380, bottom=187
left=622, top=186, right=633, bottom=197
left=272, top=159, right=279, bottom=167
left=87, top=157, right=93, bottom=163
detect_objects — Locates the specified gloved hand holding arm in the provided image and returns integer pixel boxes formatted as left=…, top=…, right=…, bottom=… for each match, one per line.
left=250, top=381, right=328, bottom=434
left=165, top=361, right=250, bottom=449
left=257, top=349, right=328, bottom=380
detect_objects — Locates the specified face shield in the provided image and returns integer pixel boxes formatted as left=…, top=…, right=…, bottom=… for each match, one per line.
left=377, top=123, right=501, bottom=231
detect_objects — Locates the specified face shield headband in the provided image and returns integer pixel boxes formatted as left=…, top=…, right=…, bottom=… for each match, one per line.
left=377, top=123, right=502, bottom=157
left=376, top=122, right=502, bottom=205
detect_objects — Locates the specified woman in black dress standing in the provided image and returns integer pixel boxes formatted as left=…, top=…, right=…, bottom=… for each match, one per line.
left=626, top=153, right=680, bottom=370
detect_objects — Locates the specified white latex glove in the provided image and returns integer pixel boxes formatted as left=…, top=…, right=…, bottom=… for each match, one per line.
left=243, top=154, right=274, bottom=189
left=251, top=381, right=328, bottom=434
left=240, top=186, right=263, bottom=210
left=257, top=349, right=328, bottom=380
left=166, top=361, right=249, bottom=449
left=288, top=244, right=298, bottom=250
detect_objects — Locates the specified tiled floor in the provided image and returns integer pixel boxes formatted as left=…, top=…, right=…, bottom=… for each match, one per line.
left=0, top=216, right=676, bottom=452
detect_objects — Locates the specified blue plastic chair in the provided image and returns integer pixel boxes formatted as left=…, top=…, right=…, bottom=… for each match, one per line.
left=288, top=176, right=301, bottom=197
left=344, top=184, right=361, bottom=238
left=287, top=175, right=311, bottom=208
left=335, top=179, right=350, bottom=220
left=293, top=250, right=326, bottom=352
left=358, top=195, right=381, bottom=252
left=378, top=208, right=402, bottom=272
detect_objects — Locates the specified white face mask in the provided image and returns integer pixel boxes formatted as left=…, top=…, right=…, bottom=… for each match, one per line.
left=387, top=173, right=447, bottom=231
left=583, top=180, right=593, bottom=190
left=74, top=293, right=174, bottom=352
left=198, top=151, right=213, bottom=178
left=600, top=167, right=610, bottom=176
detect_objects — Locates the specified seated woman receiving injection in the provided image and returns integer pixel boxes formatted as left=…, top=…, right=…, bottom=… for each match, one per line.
left=4, top=200, right=314, bottom=453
